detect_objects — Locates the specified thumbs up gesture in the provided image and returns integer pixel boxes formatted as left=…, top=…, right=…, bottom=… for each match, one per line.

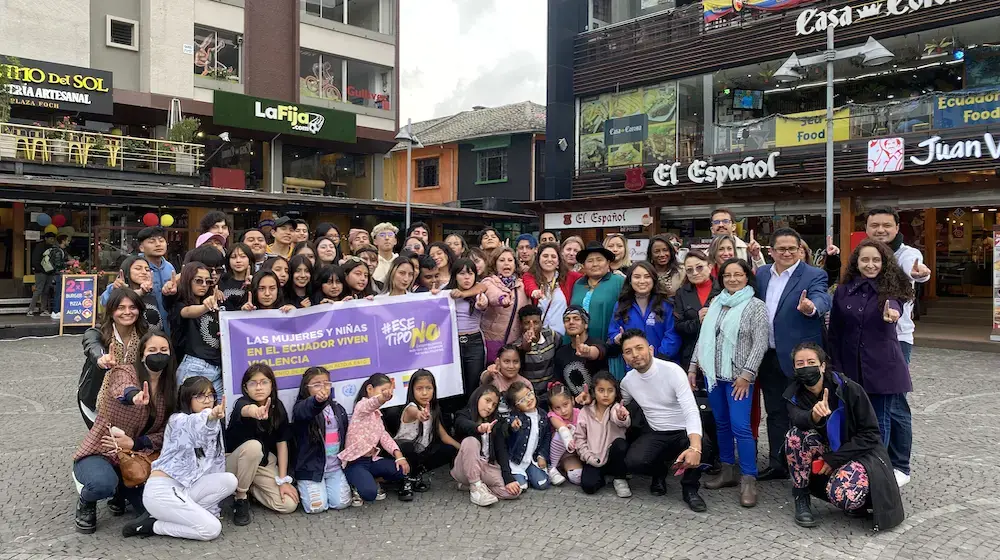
left=882, top=300, right=900, bottom=323
left=797, top=290, right=816, bottom=316
left=811, top=388, right=832, bottom=423
left=747, top=230, right=761, bottom=259
left=825, top=235, right=840, bottom=256
left=614, top=326, right=624, bottom=345
left=910, top=259, right=931, bottom=280
left=132, top=381, right=151, bottom=406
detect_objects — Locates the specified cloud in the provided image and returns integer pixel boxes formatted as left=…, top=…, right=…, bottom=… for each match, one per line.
left=456, top=0, right=499, bottom=30
left=431, top=50, right=545, bottom=117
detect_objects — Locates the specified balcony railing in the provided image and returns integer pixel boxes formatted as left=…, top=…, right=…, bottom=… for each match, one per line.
left=0, top=123, right=204, bottom=176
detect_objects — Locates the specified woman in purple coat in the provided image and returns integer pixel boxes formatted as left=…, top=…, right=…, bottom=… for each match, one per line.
left=828, top=239, right=915, bottom=487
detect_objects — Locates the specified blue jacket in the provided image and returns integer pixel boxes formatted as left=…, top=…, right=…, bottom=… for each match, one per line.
left=507, top=409, right=551, bottom=465
left=100, top=255, right=175, bottom=335
left=607, top=300, right=682, bottom=362
left=292, top=396, right=349, bottom=483
left=755, top=262, right=831, bottom=377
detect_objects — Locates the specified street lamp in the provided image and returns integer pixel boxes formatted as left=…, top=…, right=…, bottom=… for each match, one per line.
left=775, top=31, right=894, bottom=238
left=395, top=118, right=423, bottom=231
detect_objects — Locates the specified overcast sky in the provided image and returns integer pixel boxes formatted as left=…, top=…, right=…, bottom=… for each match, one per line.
left=399, top=0, right=547, bottom=124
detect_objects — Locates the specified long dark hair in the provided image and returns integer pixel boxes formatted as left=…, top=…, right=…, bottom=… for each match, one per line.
left=406, top=369, right=442, bottom=443
left=355, top=373, right=392, bottom=406
left=647, top=234, right=680, bottom=277
left=119, top=255, right=150, bottom=289
left=312, top=264, right=346, bottom=303
left=342, top=259, right=375, bottom=299
left=382, top=256, right=416, bottom=295
left=133, top=329, right=178, bottom=421
left=842, top=239, right=915, bottom=306
left=240, top=363, right=287, bottom=433
left=285, top=254, right=314, bottom=301
left=224, top=242, right=254, bottom=282
left=428, top=241, right=455, bottom=273
left=717, top=258, right=759, bottom=293
left=589, top=371, right=621, bottom=403
left=296, top=367, right=334, bottom=446
left=100, top=287, right=150, bottom=349
left=527, top=242, right=566, bottom=297
left=445, top=258, right=480, bottom=315
left=614, top=261, right=668, bottom=323
left=312, top=236, right=342, bottom=266
left=177, top=375, right=220, bottom=459
left=248, top=270, right=285, bottom=309
left=466, top=384, right=502, bottom=423
left=177, top=262, right=211, bottom=307
left=445, top=233, right=469, bottom=257
left=260, top=255, right=290, bottom=285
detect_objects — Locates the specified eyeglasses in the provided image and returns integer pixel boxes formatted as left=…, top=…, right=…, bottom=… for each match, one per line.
left=515, top=390, right=536, bottom=407
left=774, top=247, right=799, bottom=255
left=192, top=278, right=209, bottom=286
left=722, top=272, right=747, bottom=280
left=307, top=381, right=333, bottom=391
left=208, top=267, right=225, bottom=276
left=246, top=379, right=272, bottom=389
left=193, top=393, right=215, bottom=403
left=684, top=265, right=707, bottom=275
left=376, top=232, right=396, bottom=239
left=711, top=219, right=732, bottom=226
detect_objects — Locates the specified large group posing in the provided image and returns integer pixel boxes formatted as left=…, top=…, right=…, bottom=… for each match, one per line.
left=72, top=205, right=927, bottom=541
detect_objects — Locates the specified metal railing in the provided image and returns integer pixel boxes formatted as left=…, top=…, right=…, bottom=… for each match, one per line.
left=0, top=123, right=205, bottom=176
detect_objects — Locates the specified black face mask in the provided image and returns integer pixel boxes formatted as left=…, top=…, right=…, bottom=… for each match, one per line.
left=794, top=365, right=823, bottom=387
left=144, top=352, right=171, bottom=372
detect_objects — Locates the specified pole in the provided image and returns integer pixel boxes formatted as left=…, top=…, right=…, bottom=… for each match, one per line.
left=405, top=118, right=412, bottom=231
left=825, top=25, right=835, bottom=239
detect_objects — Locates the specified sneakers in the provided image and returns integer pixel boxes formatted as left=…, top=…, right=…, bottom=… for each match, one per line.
left=894, top=469, right=911, bottom=488
left=413, top=472, right=430, bottom=493
left=547, top=467, right=566, bottom=486
left=398, top=477, right=414, bottom=502
left=375, top=484, right=386, bottom=501
left=232, top=498, right=251, bottom=526
left=122, top=512, right=156, bottom=538
left=351, top=489, right=363, bottom=507
left=50, top=312, right=61, bottom=320
left=469, top=481, right=499, bottom=507
left=74, top=498, right=96, bottom=534
left=613, top=479, right=632, bottom=498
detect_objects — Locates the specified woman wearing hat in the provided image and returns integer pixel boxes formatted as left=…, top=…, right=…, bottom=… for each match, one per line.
left=570, top=242, right=625, bottom=378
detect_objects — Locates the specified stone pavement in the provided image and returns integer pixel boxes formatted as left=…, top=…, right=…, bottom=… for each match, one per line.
left=0, top=336, right=998, bottom=560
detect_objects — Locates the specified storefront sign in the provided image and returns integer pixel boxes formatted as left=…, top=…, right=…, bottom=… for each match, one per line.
left=705, top=0, right=818, bottom=24
left=652, top=151, right=779, bottom=188
left=59, top=274, right=98, bottom=335
left=0, top=56, right=113, bottom=114
left=934, top=88, right=1000, bottom=129
left=992, top=226, right=1000, bottom=342
left=624, top=167, right=646, bottom=192
left=213, top=91, right=356, bottom=143
left=867, top=133, right=1000, bottom=171
left=796, top=0, right=964, bottom=36
left=579, top=82, right=677, bottom=171
left=544, top=207, right=652, bottom=230
left=775, top=108, right=850, bottom=147
left=605, top=114, right=648, bottom=147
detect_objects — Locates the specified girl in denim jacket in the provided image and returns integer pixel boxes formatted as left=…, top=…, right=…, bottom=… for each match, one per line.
left=293, top=367, right=351, bottom=513
left=505, top=381, right=552, bottom=490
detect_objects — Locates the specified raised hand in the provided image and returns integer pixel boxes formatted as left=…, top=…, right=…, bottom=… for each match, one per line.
left=911, top=259, right=931, bottom=280
left=883, top=300, right=900, bottom=323
left=203, top=292, right=220, bottom=312
left=797, top=290, right=816, bottom=316
left=417, top=405, right=431, bottom=423
left=112, top=270, right=126, bottom=290
left=614, top=326, right=624, bottom=345
left=161, top=272, right=179, bottom=296
left=315, top=383, right=331, bottom=403
left=615, top=402, right=628, bottom=422
left=210, top=397, right=227, bottom=420
left=531, top=289, right=543, bottom=300
left=132, top=381, right=150, bottom=406
left=574, top=384, right=592, bottom=406
left=253, top=398, right=271, bottom=420
left=475, top=292, right=489, bottom=310
left=747, top=229, right=761, bottom=259
left=97, top=353, right=117, bottom=369
left=511, top=417, right=522, bottom=431
left=811, top=388, right=832, bottom=423
left=477, top=420, right=498, bottom=434
left=825, top=235, right=840, bottom=256
left=139, top=280, right=153, bottom=294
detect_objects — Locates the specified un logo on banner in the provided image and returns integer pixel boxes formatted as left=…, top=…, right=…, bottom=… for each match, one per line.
left=341, top=384, right=357, bottom=397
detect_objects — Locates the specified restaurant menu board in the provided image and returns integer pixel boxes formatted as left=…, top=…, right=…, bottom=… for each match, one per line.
left=59, top=274, right=98, bottom=335
left=992, top=227, right=1000, bottom=342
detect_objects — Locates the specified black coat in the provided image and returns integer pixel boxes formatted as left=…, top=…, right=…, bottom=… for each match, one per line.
left=672, top=281, right=720, bottom=371
left=292, top=396, right=349, bottom=482
left=78, top=328, right=109, bottom=428
left=784, top=371, right=905, bottom=532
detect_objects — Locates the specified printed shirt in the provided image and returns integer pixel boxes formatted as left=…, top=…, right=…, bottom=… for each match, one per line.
left=338, top=395, right=400, bottom=463
left=323, top=407, right=343, bottom=472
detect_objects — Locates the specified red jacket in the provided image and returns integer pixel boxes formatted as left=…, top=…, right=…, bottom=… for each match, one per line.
left=522, top=270, right=583, bottom=305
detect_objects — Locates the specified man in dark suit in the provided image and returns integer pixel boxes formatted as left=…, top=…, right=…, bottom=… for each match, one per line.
left=754, top=228, right=831, bottom=480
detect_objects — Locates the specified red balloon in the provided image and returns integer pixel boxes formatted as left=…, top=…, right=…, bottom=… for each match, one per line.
left=143, top=212, right=159, bottom=227
left=52, top=214, right=67, bottom=227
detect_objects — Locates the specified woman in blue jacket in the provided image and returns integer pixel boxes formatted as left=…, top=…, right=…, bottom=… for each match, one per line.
left=607, top=262, right=681, bottom=378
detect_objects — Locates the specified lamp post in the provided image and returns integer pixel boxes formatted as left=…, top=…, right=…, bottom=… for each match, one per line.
left=395, top=118, right=423, bottom=231
left=774, top=30, right=894, bottom=238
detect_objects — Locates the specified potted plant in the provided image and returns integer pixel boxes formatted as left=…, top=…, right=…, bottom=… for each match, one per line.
left=167, top=117, right=201, bottom=174
left=46, top=116, right=76, bottom=162
left=123, top=137, right=152, bottom=170
left=0, top=55, right=19, bottom=160
left=89, top=134, right=109, bottom=167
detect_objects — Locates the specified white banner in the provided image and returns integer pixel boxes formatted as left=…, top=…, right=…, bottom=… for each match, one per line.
left=544, top=207, right=652, bottom=230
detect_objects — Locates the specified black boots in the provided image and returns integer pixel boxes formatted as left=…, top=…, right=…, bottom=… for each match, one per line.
left=682, top=488, right=708, bottom=512
left=413, top=470, right=430, bottom=493
left=121, top=512, right=156, bottom=538
left=794, top=488, right=817, bottom=527
left=107, top=491, right=126, bottom=516
left=75, top=498, right=97, bottom=534
left=233, top=498, right=251, bottom=526
left=649, top=476, right=667, bottom=496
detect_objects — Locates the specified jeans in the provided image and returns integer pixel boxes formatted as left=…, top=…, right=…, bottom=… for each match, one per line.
left=581, top=438, right=629, bottom=494
left=50, top=274, right=62, bottom=313
left=28, top=272, right=50, bottom=313
left=297, top=469, right=351, bottom=513
left=177, top=356, right=223, bottom=401
left=73, top=455, right=143, bottom=510
left=708, top=380, right=757, bottom=477
left=511, top=463, right=549, bottom=490
left=868, top=393, right=912, bottom=475
left=343, top=457, right=404, bottom=502
left=459, top=332, right=486, bottom=399
left=899, top=341, right=913, bottom=365
left=757, top=350, right=792, bottom=473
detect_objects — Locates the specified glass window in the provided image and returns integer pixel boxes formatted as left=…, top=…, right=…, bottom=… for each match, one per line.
left=591, top=0, right=675, bottom=28
left=677, top=76, right=705, bottom=159
left=283, top=147, right=372, bottom=199
left=304, top=0, right=344, bottom=22
left=346, top=0, right=392, bottom=33
left=417, top=158, right=439, bottom=188
left=346, top=59, right=392, bottom=111
left=578, top=80, right=677, bottom=172
left=194, top=25, right=242, bottom=82
left=477, top=149, right=508, bottom=182
left=300, top=50, right=344, bottom=101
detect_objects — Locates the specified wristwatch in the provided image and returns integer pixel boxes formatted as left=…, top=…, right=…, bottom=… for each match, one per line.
left=274, top=475, right=293, bottom=486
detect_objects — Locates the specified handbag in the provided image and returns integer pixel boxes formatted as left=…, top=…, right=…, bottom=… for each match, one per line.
left=118, top=449, right=161, bottom=488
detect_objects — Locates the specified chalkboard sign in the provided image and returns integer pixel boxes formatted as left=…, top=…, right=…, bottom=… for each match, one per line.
left=59, top=274, right=98, bottom=335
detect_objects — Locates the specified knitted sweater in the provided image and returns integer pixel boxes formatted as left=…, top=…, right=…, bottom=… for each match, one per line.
left=689, top=297, right=769, bottom=382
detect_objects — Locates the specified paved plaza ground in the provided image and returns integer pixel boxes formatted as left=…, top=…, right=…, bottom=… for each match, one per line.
left=0, top=336, right=997, bottom=560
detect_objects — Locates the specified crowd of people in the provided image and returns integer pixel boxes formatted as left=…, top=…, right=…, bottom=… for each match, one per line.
left=72, top=205, right=927, bottom=540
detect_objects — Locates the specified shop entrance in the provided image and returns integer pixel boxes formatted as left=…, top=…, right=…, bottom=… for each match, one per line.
left=921, top=208, right=997, bottom=298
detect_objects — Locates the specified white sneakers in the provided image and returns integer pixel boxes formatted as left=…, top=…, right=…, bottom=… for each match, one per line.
left=469, top=481, right=498, bottom=506
left=50, top=312, right=61, bottom=320
left=548, top=467, right=566, bottom=486
left=613, top=479, right=632, bottom=498
left=894, top=469, right=911, bottom=488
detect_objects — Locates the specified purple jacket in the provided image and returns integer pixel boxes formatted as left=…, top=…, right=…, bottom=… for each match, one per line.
left=828, top=277, right=911, bottom=395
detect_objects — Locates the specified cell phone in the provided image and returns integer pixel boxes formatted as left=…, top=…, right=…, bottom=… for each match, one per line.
left=812, top=459, right=826, bottom=475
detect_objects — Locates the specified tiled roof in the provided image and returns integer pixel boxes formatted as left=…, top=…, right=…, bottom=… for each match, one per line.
left=392, top=101, right=545, bottom=151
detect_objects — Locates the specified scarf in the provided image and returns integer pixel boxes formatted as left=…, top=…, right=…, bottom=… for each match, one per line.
left=889, top=232, right=903, bottom=252
left=499, top=274, right=517, bottom=291
left=697, top=285, right=755, bottom=392
left=111, top=324, right=140, bottom=366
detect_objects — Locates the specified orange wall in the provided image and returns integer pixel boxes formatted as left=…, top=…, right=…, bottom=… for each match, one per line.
left=387, top=144, right=459, bottom=205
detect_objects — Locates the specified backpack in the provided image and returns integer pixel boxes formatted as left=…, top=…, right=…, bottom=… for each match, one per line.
left=40, top=247, right=58, bottom=273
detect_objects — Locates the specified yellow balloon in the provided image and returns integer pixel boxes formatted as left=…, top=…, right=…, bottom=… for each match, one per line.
left=44, top=224, right=59, bottom=234
left=160, top=214, right=174, bottom=227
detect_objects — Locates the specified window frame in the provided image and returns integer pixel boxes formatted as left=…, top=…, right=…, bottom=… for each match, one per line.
left=476, top=148, right=508, bottom=184
left=300, top=50, right=346, bottom=102
left=194, top=24, right=243, bottom=83
left=106, top=15, right=139, bottom=51
left=416, top=157, right=440, bottom=189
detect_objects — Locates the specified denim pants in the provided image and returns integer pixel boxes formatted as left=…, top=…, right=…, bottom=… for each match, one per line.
left=73, top=455, right=143, bottom=510
left=512, top=462, right=550, bottom=490
left=297, top=469, right=351, bottom=513
left=344, top=457, right=404, bottom=502
left=868, top=393, right=912, bottom=474
left=177, top=355, right=223, bottom=401
left=708, top=380, right=757, bottom=477
left=899, top=341, right=913, bottom=365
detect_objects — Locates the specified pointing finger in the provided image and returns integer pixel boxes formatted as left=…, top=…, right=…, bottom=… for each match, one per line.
left=822, top=388, right=829, bottom=403
left=750, top=230, right=755, bottom=243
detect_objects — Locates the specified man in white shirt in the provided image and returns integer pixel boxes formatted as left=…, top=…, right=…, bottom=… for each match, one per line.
left=620, top=329, right=708, bottom=512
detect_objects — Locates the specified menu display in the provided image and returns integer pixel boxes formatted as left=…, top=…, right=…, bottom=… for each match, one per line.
left=59, top=274, right=98, bottom=335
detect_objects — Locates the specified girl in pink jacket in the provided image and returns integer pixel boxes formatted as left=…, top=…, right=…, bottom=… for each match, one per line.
left=574, top=372, right=632, bottom=497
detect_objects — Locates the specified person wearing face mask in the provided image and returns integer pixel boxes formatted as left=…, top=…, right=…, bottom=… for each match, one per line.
left=829, top=239, right=914, bottom=488
left=784, top=342, right=904, bottom=531
left=72, top=330, right=178, bottom=534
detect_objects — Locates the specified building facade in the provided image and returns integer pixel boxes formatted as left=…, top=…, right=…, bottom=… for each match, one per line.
left=538, top=0, right=1000, bottom=307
